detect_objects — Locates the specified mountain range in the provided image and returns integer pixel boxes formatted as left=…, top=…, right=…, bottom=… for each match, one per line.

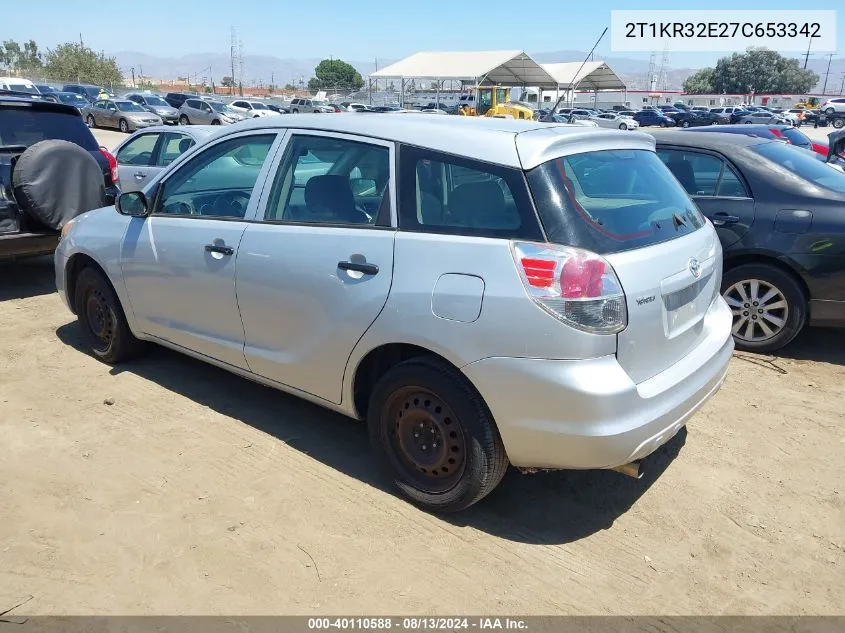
left=113, top=49, right=845, bottom=94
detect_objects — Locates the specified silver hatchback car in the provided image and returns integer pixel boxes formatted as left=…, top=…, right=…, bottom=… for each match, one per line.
left=55, top=115, right=733, bottom=513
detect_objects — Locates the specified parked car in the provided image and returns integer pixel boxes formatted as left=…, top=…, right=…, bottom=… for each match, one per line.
left=178, top=98, right=246, bottom=125
left=549, top=114, right=599, bottom=127
left=47, top=91, right=92, bottom=113
left=682, top=124, right=829, bottom=158
left=111, top=125, right=217, bottom=192
left=655, top=131, right=845, bottom=351
left=739, top=111, right=790, bottom=125
left=163, top=92, right=199, bottom=109
left=591, top=112, right=640, bottom=130
left=633, top=109, right=676, bottom=127
left=33, top=83, right=56, bottom=94
left=62, top=83, right=104, bottom=103
left=670, top=110, right=728, bottom=128
left=821, top=98, right=845, bottom=116
left=0, top=95, right=118, bottom=259
left=123, top=93, right=180, bottom=125
left=289, top=98, right=333, bottom=113
left=82, top=98, right=163, bottom=133
left=55, top=115, right=734, bottom=512
left=0, top=77, right=40, bottom=94
left=228, top=100, right=282, bottom=118
left=265, top=103, right=287, bottom=114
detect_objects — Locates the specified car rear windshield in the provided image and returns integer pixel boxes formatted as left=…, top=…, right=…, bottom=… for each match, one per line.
left=145, top=96, right=169, bottom=107
left=527, top=149, right=706, bottom=254
left=0, top=107, right=98, bottom=151
left=753, top=141, right=845, bottom=193
left=7, top=84, right=39, bottom=95
left=778, top=127, right=811, bottom=147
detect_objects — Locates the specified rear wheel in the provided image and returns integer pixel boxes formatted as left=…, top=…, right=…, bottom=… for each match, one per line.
left=681, top=120, right=690, bottom=128
left=659, top=121, right=667, bottom=128
left=721, top=263, right=807, bottom=353
left=179, top=114, right=189, bottom=125
left=291, top=108, right=299, bottom=114
left=86, top=115, right=96, bottom=127
left=367, top=357, right=508, bottom=513
left=833, top=117, right=845, bottom=129
left=74, top=267, right=142, bottom=364
left=825, top=107, right=836, bottom=116
left=119, top=119, right=129, bottom=133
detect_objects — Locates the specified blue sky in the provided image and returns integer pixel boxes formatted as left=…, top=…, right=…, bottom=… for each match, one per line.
left=4, top=0, right=841, bottom=68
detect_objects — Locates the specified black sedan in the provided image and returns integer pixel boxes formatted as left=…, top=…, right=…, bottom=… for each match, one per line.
left=670, top=110, right=729, bottom=127
left=653, top=131, right=845, bottom=352
left=633, top=109, right=676, bottom=127
left=682, top=124, right=830, bottom=158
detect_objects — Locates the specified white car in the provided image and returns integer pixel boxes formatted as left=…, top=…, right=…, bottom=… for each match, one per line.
left=592, top=113, right=640, bottom=131
left=228, top=100, right=281, bottom=118
left=821, top=98, right=845, bottom=116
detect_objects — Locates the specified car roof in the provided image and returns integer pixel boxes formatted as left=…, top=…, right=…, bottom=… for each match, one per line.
left=208, top=114, right=656, bottom=169
left=652, top=130, right=772, bottom=150
left=682, top=123, right=790, bottom=133
left=0, top=94, right=82, bottom=116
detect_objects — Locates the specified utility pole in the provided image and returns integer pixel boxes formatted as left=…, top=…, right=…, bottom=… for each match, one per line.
left=821, top=54, right=835, bottom=95
left=131, top=67, right=135, bottom=87
left=840, top=72, right=845, bottom=96
left=803, top=40, right=811, bottom=69
left=79, top=33, right=84, bottom=48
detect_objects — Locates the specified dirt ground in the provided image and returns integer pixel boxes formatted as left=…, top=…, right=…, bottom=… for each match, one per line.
left=1, top=255, right=843, bottom=617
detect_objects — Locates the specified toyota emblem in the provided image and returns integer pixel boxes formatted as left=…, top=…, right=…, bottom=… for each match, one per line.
left=688, top=257, right=702, bottom=279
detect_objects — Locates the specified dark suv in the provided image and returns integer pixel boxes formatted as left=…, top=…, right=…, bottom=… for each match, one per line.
left=61, top=83, right=103, bottom=103
left=163, top=92, right=198, bottom=109
left=1, top=95, right=119, bottom=259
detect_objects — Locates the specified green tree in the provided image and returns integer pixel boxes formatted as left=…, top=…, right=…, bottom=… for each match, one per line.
left=683, top=49, right=818, bottom=94
left=43, top=42, right=123, bottom=86
left=307, top=58, right=363, bottom=91
left=20, top=40, right=42, bottom=73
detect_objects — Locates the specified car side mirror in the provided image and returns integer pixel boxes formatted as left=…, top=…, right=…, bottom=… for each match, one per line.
left=350, top=178, right=377, bottom=196
left=115, top=191, right=150, bottom=217
left=828, top=132, right=845, bottom=163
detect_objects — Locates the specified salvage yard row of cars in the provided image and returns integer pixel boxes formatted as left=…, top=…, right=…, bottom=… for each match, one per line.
left=2, top=89, right=844, bottom=514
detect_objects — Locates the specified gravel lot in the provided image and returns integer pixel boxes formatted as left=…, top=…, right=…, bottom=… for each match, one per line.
left=0, top=123, right=842, bottom=617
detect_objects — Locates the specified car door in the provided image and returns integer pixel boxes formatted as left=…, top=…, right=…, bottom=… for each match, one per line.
left=657, top=147, right=756, bottom=248
left=119, top=130, right=282, bottom=368
left=103, top=101, right=120, bottom=128
left=235, top=130, right=396, bottom=404
left=115, top=131, right=163, bottom=192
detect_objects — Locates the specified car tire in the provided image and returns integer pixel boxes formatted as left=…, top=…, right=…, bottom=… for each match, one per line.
left=619, top=122, right=627, bottom=130
left=681, top=120, right=690, bottom=128
left=744, top=120, right=753, bottom=124
left=74, top=266, right=142, bottom=364
left=721, top=263, right=807, bottom=354
left=659, top=121, right=667, bottom=128
left=825, top=107, right=835, bottom=116
left=86, top=115, right=96, bottom=128
left=119, top=119, right=129, bottom=133
left=833, top=118, right=845, bottom=129
left=291, top=109, right=298, bottom=114
left=179, top=115, right=189, bottom=125
left=211, top=119, right=220, bottom=125
left=367, top=356, right=509, bottom=513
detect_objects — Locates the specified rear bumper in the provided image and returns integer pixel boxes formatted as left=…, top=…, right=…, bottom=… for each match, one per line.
left=462, top=300, right=734, bottom=470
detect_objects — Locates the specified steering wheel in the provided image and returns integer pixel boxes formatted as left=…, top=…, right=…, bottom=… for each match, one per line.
left=211, top=191, right=251, bottom=217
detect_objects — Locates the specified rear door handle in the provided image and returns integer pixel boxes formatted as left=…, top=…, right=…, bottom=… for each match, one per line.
left=205, top=243, right=234, bottom=256
left=711, top=213, right=741, bottom=226
left=338, top=260, right=379, bottom=275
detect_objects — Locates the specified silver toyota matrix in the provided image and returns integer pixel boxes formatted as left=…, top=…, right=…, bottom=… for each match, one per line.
left=55, top=114, right=734, bottom=513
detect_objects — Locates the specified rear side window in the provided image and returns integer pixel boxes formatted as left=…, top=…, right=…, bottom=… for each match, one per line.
left=527, top=149, right=706, bottom=255
left=657, top=149, right=748, bottom=198
left=0, top=108, right=98, bottom=151
left=397, top=145, right=543, bottom=240
left=779, top=127, right=811, bottom=147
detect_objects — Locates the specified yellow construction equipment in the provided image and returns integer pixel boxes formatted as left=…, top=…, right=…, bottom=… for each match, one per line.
left=457, top=86, right=533, bottom=120
left=794, top=97, right=821, bottom=109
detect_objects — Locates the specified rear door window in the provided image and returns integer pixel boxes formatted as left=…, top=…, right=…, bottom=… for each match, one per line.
left=116, top=132, right=159, bottom=166
left=398, top=145, right=542, bottom=239
left=657, top=149, right=748, bottom=198
left=527, top=149, right=706, bottom=254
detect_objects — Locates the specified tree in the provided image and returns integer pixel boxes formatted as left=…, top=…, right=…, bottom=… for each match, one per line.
left=43, top=42, right=123, bottom=86
left=307, top=58, right=363, bottom=91
left=683, top=49, right=818, bottom=94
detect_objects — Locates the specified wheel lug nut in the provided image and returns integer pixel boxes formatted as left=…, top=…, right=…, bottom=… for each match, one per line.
left=422, top=444, right=427, bottom=450
left=743, top=311, right=748, bottom=316
left=414, top=433, right=419, bottom=438
left=758, top=309, right=763, bottom=314
left=744, top=303, right=749, bottom=308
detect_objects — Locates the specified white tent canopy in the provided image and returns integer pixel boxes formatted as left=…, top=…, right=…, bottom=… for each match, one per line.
left=542, top=61, right=626, bottom=91
left=371, top=50, right=559, bottom=87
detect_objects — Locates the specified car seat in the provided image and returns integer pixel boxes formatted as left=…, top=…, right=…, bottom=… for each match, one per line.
left=305, top=175, right=369, bottom=224
left=667, top=155, right=697, bottom=194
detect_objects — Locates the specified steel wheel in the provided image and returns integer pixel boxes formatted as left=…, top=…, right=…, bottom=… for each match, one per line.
left=723, top=278, right=789, bottom=344
left=83, top=285, right=117, bottom=354
left=385, top=386, right=466, bottom=493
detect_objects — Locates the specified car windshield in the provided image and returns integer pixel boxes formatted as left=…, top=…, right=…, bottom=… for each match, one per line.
left=58, top=93, right=88, bottom=105
left=145, top=96, right=170, bottom=106
left=0, top=108, right=98, bottom=151
left=117, top=101, right=146, bottom=112
left=527, top=149, right=706, bottom=254
left=250, top=102, right=268, bottom=110
left=7, top=84, right=39, bottom=95
left=208, top=101, right=230, bottom=113
left=754, top=142, right=845, bottom=193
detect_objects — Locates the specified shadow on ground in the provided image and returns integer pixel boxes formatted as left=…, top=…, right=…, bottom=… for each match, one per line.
left=0, top=256, right=56, bottom=301
left=56, top=321, right=684, bottom=545
left=775, top=327, right=845, bottom=366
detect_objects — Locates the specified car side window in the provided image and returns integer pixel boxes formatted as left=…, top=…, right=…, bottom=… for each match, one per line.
left=264, top=135, right=390, bottom=226
left=116, top=133, right=160, bottom=166
left=397, top=145, right=542, bottom=239
left=155, top=133, right=276, bottom=218
left=657, top=149, right=747, bottom=198
left=157, top=132, right=195, bottom=167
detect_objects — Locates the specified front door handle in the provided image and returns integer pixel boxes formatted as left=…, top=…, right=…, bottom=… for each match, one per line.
left=205, top=243, right=234, bottom=256
left=134, top=172, right=147, bottom=180
left=711, top=213, right=741, bottom=226
left=338, top=260, right=379, bottom=275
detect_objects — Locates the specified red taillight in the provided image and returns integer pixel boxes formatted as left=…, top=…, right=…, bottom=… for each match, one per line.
left=812, top=142, right=829, bottom=156
left=99, top=146, right=118, bottom=184
left=512, top=241, right=627, bottom=334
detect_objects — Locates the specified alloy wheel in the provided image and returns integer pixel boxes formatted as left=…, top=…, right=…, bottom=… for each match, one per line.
left=723, top=279, right=789, bottom=343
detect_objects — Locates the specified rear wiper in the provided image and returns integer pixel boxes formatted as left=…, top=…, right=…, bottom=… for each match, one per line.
left=672, top=213, right=688, bottom=230
left=0, top=145, right=28, bottom=153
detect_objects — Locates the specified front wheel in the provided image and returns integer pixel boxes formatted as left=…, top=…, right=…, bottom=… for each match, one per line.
left=367, top=357, right=509, bottom=513
left=179, top=115, right=189, bottom=125
left=619, top=122, right=627, bottom=130
left=681, top=120, right=690, bottom=128
left=721, top=263, right=807, bottom=353
left=833, top=118, right=845, bottom=129
left=825, top=107, right=836, bottom=116
left=211, top=119, right=221, bottom=125
left=74, top=267, right=142, bottom=364
left=86, top=115, right=96, bottom=128
left=119, top=119, right=129, bottom=133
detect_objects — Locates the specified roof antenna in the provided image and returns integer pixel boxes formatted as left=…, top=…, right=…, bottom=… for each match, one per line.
left=544, top=27, right=608, bottom=122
